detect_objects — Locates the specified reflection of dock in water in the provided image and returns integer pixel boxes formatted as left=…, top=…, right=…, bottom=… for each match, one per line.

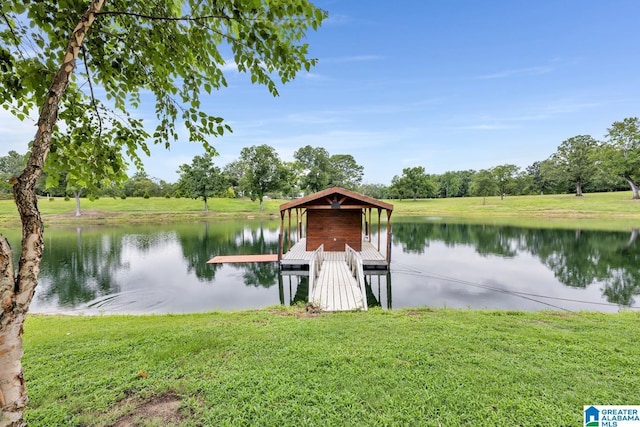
left=279, top=267, right=392, bottom=310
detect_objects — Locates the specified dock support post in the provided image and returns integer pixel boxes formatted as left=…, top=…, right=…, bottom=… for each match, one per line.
left=377, top=208, right=382, bottom=251
left=279, top=211, right=285, bottom=265
left=287, top=209, right=292, bottom=251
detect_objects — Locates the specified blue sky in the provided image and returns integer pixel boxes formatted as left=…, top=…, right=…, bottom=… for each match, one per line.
left=2, top=0, right=640, bottom=185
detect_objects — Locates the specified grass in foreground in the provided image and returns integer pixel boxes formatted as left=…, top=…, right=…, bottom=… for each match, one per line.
left=23, top=308, right=640, bottom=426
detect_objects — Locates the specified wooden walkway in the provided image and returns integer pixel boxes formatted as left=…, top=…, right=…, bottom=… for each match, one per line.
left=311, top=252, right=365, bottom=311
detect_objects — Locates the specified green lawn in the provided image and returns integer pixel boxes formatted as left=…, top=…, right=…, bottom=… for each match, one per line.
left=23, top=308, right=640, bottom=426
left=391, top=191, right=640, bottom=218
left=0, top=196, right=283, bottom=225
left=1, top=191, right=639, bottom=228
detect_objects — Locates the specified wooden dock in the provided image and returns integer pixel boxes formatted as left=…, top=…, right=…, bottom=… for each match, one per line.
left=277, top=187, right=393, bottom=311
left=311, top=252, right=365, bottom=311
left=281, top=238, right=387, bottom=269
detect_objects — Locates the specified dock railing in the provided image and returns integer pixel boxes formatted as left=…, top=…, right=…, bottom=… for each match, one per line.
left=345, top=244, right=368, bottom=311
left=307, top=244, right=324, bottom=302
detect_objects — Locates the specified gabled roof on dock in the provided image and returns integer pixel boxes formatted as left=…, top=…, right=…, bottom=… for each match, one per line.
left=279, top=186, right=394, bottom=212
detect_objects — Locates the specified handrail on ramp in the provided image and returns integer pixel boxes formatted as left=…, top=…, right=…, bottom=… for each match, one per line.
left=345, top=244, right=368, bottom=311
left=307, top=244, right=324, bottom=302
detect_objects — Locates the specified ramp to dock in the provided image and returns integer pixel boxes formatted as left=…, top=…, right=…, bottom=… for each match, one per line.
left=310, top=251, right=367, bottom=311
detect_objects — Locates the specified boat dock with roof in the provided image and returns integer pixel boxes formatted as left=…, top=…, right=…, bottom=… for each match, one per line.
left=277, top=187, right=393, bottom=311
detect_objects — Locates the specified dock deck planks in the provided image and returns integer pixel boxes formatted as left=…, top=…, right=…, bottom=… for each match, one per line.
left=281, top=238, right=387, bottom=268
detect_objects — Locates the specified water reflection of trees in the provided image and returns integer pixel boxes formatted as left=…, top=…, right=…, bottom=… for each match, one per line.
left=392, top=222, right=640, bottom=306
left=38, top=221, right=640, bottom=310
left=392, top=222, right=517, bottom=257
left=39, top=228, right=127, bottom=306
left=241, top=262, right=279, bottom=288
left=523, top=228, right=606, bottom=288
left=175, top=222, right=227, bottom=281
left=124, top=231, right=176, bottom=252
left=233, top=226, right=279, bottom=288
left=520, top=228, right=640, bottom=305
left=176, top=221, right=280, bottom=287
left=40, top=221, right=283, bottom=310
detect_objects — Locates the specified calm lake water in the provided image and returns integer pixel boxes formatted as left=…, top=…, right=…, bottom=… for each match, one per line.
left=5, top=218, right=640, bottom=313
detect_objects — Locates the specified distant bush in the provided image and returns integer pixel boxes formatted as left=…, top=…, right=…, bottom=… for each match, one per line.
left=143, top=192, right=150, bottom=199
left=223, top=187, right=236, bottom=198
left=120, top=194, right=126, bottom=199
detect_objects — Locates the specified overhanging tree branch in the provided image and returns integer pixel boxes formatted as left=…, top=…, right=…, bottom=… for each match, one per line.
left=0, top=13, right=26, bottom=60
left=96, top=11, right=229, bottom=22
left=81, top=45, right=103, bottom=139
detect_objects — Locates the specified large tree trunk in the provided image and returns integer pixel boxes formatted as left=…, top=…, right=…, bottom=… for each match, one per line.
left=575, top=179, right=583, bottom=196
left=0, top=236, right=27, bottom=427
left=0, top=2, right=105, bottom=424
left=624, top=177, right=639, bottom=200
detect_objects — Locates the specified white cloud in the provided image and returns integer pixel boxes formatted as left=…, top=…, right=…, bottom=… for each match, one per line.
left=543, top=101, right=599, bottom=114
left=477, top=66, right=553, bottom=80
left=301, top=72, right=329, bottom=80
left=220, top=60, right=239, bottom=72
left=324, top=55, right=383, bottom=63
left=323, top=13, right=352, bottom=26
left=283, top=112, right=347, bottom=125
left=447, top=97, right=601, bottom=133
left=457, top=124, right=516, bottom=131
left=0, top=110, right=37, bottom=155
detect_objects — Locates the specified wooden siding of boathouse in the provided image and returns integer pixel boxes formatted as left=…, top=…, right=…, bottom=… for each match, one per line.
left=307, top=209, right=362, bottom=251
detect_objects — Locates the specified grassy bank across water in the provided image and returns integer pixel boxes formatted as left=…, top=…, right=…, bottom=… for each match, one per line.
left=23, top=308, right=640, bottom=426
left=1, top=191, right=639, bottom=228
